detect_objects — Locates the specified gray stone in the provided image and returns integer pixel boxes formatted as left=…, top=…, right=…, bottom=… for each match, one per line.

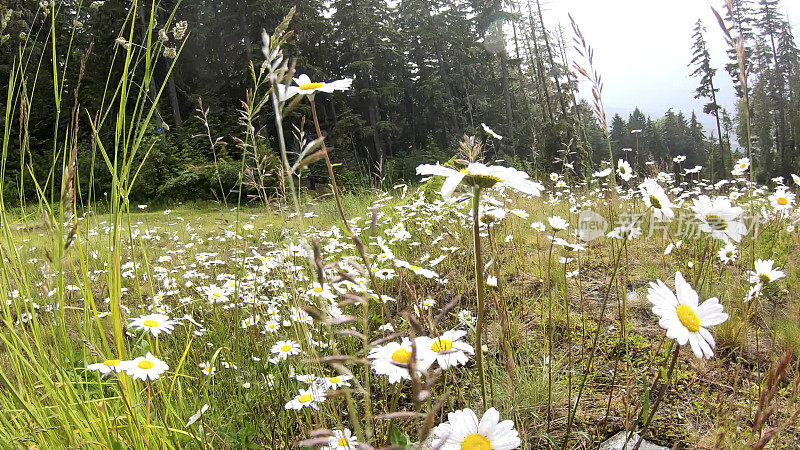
left=598, top=431, right=670, bottom=450
left=412, top=434, right=434, bottom=449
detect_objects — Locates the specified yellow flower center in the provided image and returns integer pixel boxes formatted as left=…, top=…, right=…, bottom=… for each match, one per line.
left=740, top=163, right=747, bottom=169
left=314, top=287, right=323, bottom=293
left=778, top=197, right=788, bottom=206
left=705, top=214, right=728, bottom=231
left=281, top=345, right=292, bottom=352
left=431, top=339, right=454, bottom=353
left=298, top=393, right=312, bottom=403
left=213, top=292, right=221, bottom=297
left=649, top=195, right=662, bottom=209
left=143, top=319, right=158, bottom=327
left=676, top=304, right=700, bottom=333
left=329, top=377, right=341, bottom=383
left=104, top=359, right=121, bottom=367
left=469, top=175, right=501, bottom=188
left=338, top=437, right=349, bottom=446
left=461, top=433, right=492, bottom=449
left=138, top=360, right=155, bottom=370
left=391, top=348, right=412, bottom=365
left=299, top=82, right=324, bottom=90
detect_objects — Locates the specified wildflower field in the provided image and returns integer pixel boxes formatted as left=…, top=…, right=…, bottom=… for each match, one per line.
left=3, top=1, right=800, bottom=449
left=4, top=159, right=800, bottom=449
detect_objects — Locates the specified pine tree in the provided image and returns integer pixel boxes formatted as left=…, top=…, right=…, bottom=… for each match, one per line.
left=755, top=0, right=789, bottom=175
left=724, top=0, right=756, bottom=99
left=331, top=0, right=400, bottom=179
left=689, top=19, right=727, bottom=176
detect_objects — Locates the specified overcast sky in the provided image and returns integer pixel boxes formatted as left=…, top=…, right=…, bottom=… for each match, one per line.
left=536, top=0, right=800, bottom=133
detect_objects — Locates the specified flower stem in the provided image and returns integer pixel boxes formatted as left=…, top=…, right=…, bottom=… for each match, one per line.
left=270, top=89, right=301, bottom=217
left=630, top=343, right=681, bottom=450
left=472, top=186, right=488, bottom=409
left=561, top=237, right=627, bottom=449
left=309, top=98, right=376, bottom=441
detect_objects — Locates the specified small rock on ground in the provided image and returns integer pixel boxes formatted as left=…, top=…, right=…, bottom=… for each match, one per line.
left=599, top=431, right=670, bottom=450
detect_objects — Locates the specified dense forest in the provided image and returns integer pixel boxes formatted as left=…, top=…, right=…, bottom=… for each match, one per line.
left=1, top=0, right=799, bottom=203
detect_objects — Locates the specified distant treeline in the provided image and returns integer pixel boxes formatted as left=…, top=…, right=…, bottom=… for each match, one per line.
left=0, top=0, right=798, bottom=203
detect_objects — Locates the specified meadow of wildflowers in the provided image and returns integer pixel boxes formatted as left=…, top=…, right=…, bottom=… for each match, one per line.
left=2, top=4, right=800, bottom=450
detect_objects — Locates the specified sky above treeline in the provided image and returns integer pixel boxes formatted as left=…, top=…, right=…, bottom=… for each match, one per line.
left=538, top=0, right=800, bottom=134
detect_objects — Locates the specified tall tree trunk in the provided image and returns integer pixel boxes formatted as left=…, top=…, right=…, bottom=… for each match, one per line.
left=762, top=6, right=788, bottom=175
left=367, top=92, right=384, bottom=180
left=432, top=39, right=460, bottom=134
left=167, top=75, right=182, bottom=127
left=527, top=0, right=554, bottom=122
left=535, top=0, right=569, bottom=122
left=499, top=50, right=514, bottom=143
left=509, top=1, right=535, bottom=137
left=239, top=1, right=253, bottom=63
left=709, top=78, right=727, bottom=175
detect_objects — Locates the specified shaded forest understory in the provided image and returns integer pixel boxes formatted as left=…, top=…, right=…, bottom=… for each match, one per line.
left=1, top=0, right=799, bottom=205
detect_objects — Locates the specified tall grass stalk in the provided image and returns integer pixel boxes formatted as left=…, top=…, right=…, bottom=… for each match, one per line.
left=0, top=1, right=193, bottom=447
left=472, top=185, right=489, bottom=409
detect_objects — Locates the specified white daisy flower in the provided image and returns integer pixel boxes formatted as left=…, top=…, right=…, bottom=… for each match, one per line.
left=647, top=271, right=728, bottom=359
left=746, top=283, right=763, bottom=302
left=326, top=428, right=358, bottom=449
left=284, top=387, right=325, bottom=410
left=307, top=282, right=337, bottom=301
left=394, top=260, right=438, bottom=278
left=593, top=167, right=612, bottom=178
left=416, top=162, right=544, bottom=199
left=530, top=221, right=545, bottom=232
left=294, top=373, right=317, bottom=384
left=639, top=178, right=675, bottom=220
left=547, top=216, right=569, bottom=231
left=769, top=188, right=795, bottom=211
left=432, top=407, right=521, bottom=449
left=617, top=159, right=634, bottom=181
left=280, top=74, right=353, bottom=100
left=86, top=358, right=125, bottom=375
left=692, top=195, right=746, bottom=243
left=367, top=338, right=433, bottom=384
left=606, top=223, right=642, bottom=240
left=271, top=340, right=301, bottom=359
left=421, top=298, right=436, bottom=310
left=748, top=259, right=785, bottom=284
left=128, top=313, right=176, bottom=337
left=322, top=375, right=352, bottom=389
left=457, top=309, right=476, bottom=327
left=199, top=362, right=216, bottom=376
left=373, top=267, right=397, bottom=280
left=122, top=352, right=169, bottom=380
left=717, top=242, right=737, bottom=264
left=240, top=315, right=260, bottom=328
left=481, top=123, right=503, bottom=140
left=732, top=157, right=750, bottom=176
left=416, top=330, right=475, bottom=369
